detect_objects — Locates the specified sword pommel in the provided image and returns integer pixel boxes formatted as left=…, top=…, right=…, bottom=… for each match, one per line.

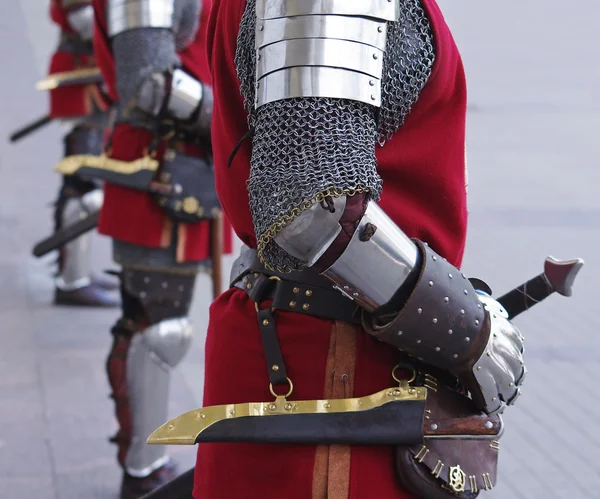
left=544, top=256, right=584, bottom=297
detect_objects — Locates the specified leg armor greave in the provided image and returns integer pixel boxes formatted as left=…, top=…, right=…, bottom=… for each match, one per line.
left=55, top=126, right=104, bottom=289
left=106, top=268, right=196, bottom=477
left=55, top=190, right=103, bottom=289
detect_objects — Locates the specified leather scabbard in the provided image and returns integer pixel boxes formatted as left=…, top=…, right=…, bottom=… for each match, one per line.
left=148, top=386, right=427, bottom=446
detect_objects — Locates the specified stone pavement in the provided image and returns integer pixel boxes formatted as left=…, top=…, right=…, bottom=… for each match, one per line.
left=0, top=1, right=598, bottom=498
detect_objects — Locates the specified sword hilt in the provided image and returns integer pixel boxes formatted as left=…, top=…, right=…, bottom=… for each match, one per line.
left=497, top=257, right=584, bottom=319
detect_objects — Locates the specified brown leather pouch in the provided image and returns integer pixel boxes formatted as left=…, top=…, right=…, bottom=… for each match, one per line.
left=396, top=370, right=502, bottom=498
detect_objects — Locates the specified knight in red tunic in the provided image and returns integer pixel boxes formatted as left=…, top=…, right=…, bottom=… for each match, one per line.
left=90, top=0, right=232, bottom=497
left=178, top=1, right=527, bottom=498
left=49, top=0, right=117, bottom=307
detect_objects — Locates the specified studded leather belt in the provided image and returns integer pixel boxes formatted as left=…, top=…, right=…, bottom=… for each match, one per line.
left=230, top=247, right=360, bottom=387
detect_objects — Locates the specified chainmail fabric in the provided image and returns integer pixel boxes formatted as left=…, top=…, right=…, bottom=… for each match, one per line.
left=113, top=0, right=202, bottom=108
left=236, top=0, right=435, bottom=272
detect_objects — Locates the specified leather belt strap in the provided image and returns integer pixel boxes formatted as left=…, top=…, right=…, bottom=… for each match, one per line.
left=231, top=248, right=360, bottom=324
left=230, top=248, right=360, bottom=387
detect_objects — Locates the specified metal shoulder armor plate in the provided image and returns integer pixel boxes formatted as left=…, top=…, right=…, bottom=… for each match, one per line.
left=108, top=0, right=175, bottom=38
left=255, top=0, right=400, bottom=108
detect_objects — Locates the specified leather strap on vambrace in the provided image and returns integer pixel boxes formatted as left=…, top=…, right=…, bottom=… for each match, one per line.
left=363, top=241, right=488, bottom=372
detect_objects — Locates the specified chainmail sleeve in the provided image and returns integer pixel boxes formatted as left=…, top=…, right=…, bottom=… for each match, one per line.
left=236, top=0, right=435, bottom=272
left=111, top=0, right=201, bottom=106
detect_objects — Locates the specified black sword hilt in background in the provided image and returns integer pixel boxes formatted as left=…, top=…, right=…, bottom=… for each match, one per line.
left=497, top=257, right=584, bottom=319
left=32, top=211, right=99, bottom=258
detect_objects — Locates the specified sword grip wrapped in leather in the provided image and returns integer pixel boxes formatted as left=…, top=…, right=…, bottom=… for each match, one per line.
left=363, top=241, right=487, bottom=371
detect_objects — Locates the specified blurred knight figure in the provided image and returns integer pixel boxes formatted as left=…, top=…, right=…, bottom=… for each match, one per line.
left=48, top=0, right=118, bottom=306
left=89, top=0, right=231, bottom=497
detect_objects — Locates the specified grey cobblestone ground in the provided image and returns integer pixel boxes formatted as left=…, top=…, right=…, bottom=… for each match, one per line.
left=0, top=1, right=598, bottom=498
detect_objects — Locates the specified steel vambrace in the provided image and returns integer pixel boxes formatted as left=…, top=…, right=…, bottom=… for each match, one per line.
left=276, top=201, right=526, bottom=415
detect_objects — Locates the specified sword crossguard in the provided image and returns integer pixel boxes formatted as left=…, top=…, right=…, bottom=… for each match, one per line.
left=543, top=256, right=584, bottom=297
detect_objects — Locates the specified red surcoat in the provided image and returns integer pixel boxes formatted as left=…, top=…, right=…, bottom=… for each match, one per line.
left=195, top=0, right=468, bottom=497
left=92, top=0, right=231, bottom=261
left=48, top=0, right=108, bottom=119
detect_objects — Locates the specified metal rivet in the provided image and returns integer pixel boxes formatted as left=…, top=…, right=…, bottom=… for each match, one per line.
left=289, top=301, right=296, bottom=308
left=432, top=256, right=437, bottom=261
left=305, top=290, right=313, bottom=297
left=484, top=421, right=494, bottom=430
left=246, top=283, right=253, bottom=289
left=139, top=291, right=147, bottom=299
left=453, top=354, right=459, bottom=359
left=254, top=273, right=259, bottom=278
left=429, top=281, right=434, bottom=287
left=409, top=388, right=417, bottom=394
left=417, top=308, right=423, bottom=314
left=259, top=25, right=264, bottom=31
left=324, top=403, right=331, bottom=409
left=302, top=303, right=310, bottom=311
left=487, top=352, right=492, bottom=357
left=353, top=292, right=359, bottom=297
left=478, top=304, right=482, bottom=309
left=370, top=94, right=376, bottom=101
left=448, top=273, right=453, bottom=279
left=284, top=403, right=292, bottom=411
left=444, top=297, right=449, bottom=303
left=460, top=309, right=465, bottom=315
left=462, top=273, right=467, bottom=279
left=477, top=366, right=482, bottom=370
left=369, top=80, right=375, bottom=86
left=492, top=397, right=497, bottom=401
left=397, top=331, right=403, bottom=336
left=435, top=347, right=441, bottom=352
left=230, top=409, right=236, bottom=416
left=509, top=382, right=514, bottom=387
left=268, top=404, right=276, bottom=411
left=416, top=339, right=422, bottom=344
left=377, top=26, right=383, bottom=33
left=200, top=413, right=206, bottom=419
left=343, top=285, right=350, bottom=290
left=431, top=424, right=438, bottom=431
left=465, top=337, right=471, bottom=342
left=464, top=289, right=468, bottom=295
left=257, top=54, right=261, bottom=60
left=272, top=364, right=279, bottom=372
left=373, top=53, right=378, bottom=60
left=448, top=329, right=453, bottom=335
left=432, top=318, right=438, bottom=324
left=293, top=287, right=300, bottom=294
left=475, top=320, right=480, bottom=326
left=262, top=319, right=270, bottom=327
